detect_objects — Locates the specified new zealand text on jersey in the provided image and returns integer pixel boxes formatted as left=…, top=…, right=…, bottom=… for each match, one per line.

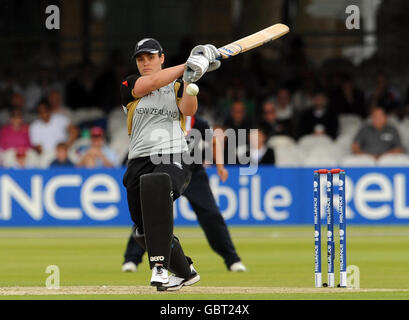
left=136, top=106, right=178, bottom=119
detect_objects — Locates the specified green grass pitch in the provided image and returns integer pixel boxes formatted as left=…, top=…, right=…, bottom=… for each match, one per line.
left=1, top=226, right=409, bottom=300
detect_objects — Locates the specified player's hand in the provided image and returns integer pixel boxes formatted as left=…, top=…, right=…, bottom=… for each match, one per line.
left=204, top=44, right=221, bottom=72
left=217, top=165, right=228, bottom=182
left=190, top=45, right=221, bottom=72
left=183, top=54, right=209, bottom=83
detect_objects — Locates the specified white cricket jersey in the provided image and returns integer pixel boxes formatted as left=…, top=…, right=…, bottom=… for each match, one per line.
left=121, top=77, right=187, bottom=159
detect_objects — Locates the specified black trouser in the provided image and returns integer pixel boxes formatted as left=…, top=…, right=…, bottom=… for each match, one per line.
left=124, top=164, right=241, bottom=269
left=123, top=153, right=192, bottom=275
left=123, top=154, right=192, bottom=235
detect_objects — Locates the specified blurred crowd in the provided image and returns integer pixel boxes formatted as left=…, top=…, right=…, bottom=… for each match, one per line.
left=1, top=42, right=409, bottom=169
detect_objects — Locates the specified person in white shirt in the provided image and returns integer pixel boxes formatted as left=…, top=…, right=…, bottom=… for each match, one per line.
left=29, top=100, right=78, bottom=154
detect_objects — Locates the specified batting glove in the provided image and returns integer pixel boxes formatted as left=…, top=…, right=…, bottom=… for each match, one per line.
left=183, top=54, right=209, bottom=83
left=190, top=45, right=221, bottom=72
left=204, top=44, right=221, bottom=72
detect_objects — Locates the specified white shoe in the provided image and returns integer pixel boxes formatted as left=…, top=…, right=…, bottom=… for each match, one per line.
left=229, top=262, right=247, bottom=272
left=150, top=264, right=169, bottom=287
left=121, top=262, right=137, bottom=273
left=157, top=265, right=200, bottom=292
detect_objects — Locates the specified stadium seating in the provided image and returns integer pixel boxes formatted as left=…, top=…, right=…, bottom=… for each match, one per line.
left=397, top=118, right=409, bottom=153
left=39, top=150, right=57, bottom=168
left=2, top=148, right=40, bottom=168
left=274, top=145, right=301, bottom=167
left=109, top=128, right=129, bottom=163
left=334, top=133, right=354, bottom=158
left=107, top=108, right=126, bottom=139
left=301, top=146, right=339, bottom=168
left=340, top=154, right=377, bottom=167
left=298, top=134, right=333, bottom=156
left=338, top=114, right=362, bottom=136
left=267, top=135, right=296, bottom=149
left=377, top=153, right=409, bottom=167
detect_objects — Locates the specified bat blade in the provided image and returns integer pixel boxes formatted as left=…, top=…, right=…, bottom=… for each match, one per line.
left=218, top=23, right=290, bottom=59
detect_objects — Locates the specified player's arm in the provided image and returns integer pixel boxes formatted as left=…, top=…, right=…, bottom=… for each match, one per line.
left=132, top=64, right=185, bottom=98
left=132, top=49, right=210, bottom=101
left=351, top=129, right=371, bottom=156
left=66, top=124, right=79, bottom=148
left=213, top=126, right=228, bottom=182
left=351, top=141, right=377, bottom=158
left=382, top=147, right=405, bottom=155
left=351, top=141, right=367, bottom=155
left=177, top=48, right=216, bottom=116
left=178, top=81, right=198, bottom=116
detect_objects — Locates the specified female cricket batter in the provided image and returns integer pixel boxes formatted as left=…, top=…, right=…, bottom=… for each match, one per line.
left=120, top=38, right=220, bottom=291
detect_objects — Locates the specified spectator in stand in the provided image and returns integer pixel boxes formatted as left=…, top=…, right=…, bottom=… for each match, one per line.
left=8, top=92, right=26, bottom=111
left=298, top=91, right=338, bottom=139
left=219, top=80, right=256, bottom=118
left=222, top=101, right=251, bottom=165
left=24, top=66, right=63, bottom=111
left=29, top=100, right=78, bottom=154
left=292, top=73, right=316, bottom=113
left=332, top=75, right=366, bottom=118
left=0, top=108, right=31, bottom=151
left=259, top=100, right=289, bottom=137
left=50, top=143, right=74, bottom=167
left=0, top=68, right=24, bottom=109
left=274, top=88, right=296, bottom=137
left=13, top=148, right=30, bottom=169
left=275, top=88, right=294, bottom=120
left=366, top=72, right=401, bottom=115
left=248, top=127, right=275, bottom=165
left=352, top=106, right=404, bottom=159
left=65, top=61, right=96, bottom=110
left=77, top=126, right=118, bottom=168
left=7, top=92, right=36, bottom=125
left=48, top=89, right=72, bottom=120
left=223, top=100, right=253, bottom=145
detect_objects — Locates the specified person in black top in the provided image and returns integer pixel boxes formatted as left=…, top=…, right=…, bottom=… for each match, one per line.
left=331, top=75, right=366, bottom=118
left=259, top=100, right=290, bottom=138
left=298, top=91, right=339, bottom=139
left=122, top=115, right=247, bottom=273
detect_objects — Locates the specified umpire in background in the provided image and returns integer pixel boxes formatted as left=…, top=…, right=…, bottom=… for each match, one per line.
left=122, top=115, right=247, bottom=273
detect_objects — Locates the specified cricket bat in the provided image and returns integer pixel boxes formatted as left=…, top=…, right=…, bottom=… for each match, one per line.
left=217, top=23, right=290, bottom=59
left=186, top=23, right=290, bottom=95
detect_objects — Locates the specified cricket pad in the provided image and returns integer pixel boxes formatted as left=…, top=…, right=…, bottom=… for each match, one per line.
left=140, top=173, right=173, bottom=270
